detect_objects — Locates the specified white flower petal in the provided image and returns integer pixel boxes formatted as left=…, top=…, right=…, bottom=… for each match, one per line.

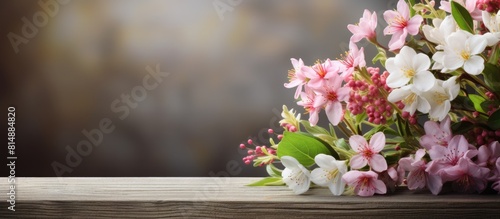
left=443, top=76, right=460, bottom=99
left=328, top=175, right=346, bottom=196
left=463, top=55, right=484, bottom=75
left=412, top=71, right=436, bottom=92
left=387, top=87, right=411, bottom=103
left=413, top=53, right=431, bottom=72
left=314, top=154, right=335, bottom=170
left=442, top=51, right=463, bottom=71
left=310, top=168, right=331, bottom=186
left=416, top=95, right=431, bottom=113
left=468, top=35, right=487, bottom=55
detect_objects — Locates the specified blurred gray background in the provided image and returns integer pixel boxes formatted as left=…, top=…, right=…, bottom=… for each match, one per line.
left=0, top=0, right=392, bottom=177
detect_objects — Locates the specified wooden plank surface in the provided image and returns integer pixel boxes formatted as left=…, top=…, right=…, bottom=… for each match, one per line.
left=1, top=177, right=499, bottom=218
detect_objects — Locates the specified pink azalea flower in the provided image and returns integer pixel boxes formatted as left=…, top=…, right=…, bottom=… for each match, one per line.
left=347, top=9, right=378, bottom=43
left=301, top=59, right=344, bottom=90
left=398, top=149, right=443, bottom=195
left=419, top=116, right=453, bottom=150
left=378, top=167, right=400, bottom=192
left=492, top=158, right=500, bottom=193
left=285, top=58, right=307, bottom=99
left=426, top=135, right=478, bottom=175
left=312, top=74, right=350, bottom=126
left=383, top=0, right=423, bottom=51
left=349, top=132, right=388, bottom=172
left=440, top=0, right=482, bottom=21
left=339, top=42, right=366, bottom=80
left=477, top=141, right=500, bottom=180
left=297, top=87, right=321, bottom=126
left=342, top=170, right=387, bottom=196
left=441, top=158, right=490, bottom=193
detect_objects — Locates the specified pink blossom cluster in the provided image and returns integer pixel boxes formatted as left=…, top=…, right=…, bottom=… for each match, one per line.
left=240, top=137, right=277, bottom=166
left=286, top=59, right=351, bottom=126
left=347, top=67, right=394, bottom=124
left=398, top=116, right=500, bottom=194
left=477, top=0, right=500, bottom=12
left=342, top=132, right=389, bottom=196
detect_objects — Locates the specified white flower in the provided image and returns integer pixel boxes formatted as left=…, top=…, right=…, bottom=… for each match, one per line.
left=388, top=85, right=431, bottom=115
left=386, top=46, right=436, bottom=92
left=281, top=156, right=311, bottom=194
left=310, top=154, right=347, bottom=196
left=422, top=16, right=457, bottom=49
left=442, top=30, right=487, bottom=75
left=422, top=76, right=460, bottom=121
left=482, top=11, right=500, bottom=46
left=432, top=51, right=452, bottom=72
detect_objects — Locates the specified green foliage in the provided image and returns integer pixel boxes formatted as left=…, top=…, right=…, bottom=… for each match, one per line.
left=372, top=46, right=387, bottom=66
left=488, top=109, right=500, bottom=130
left=483, top=63, right=500, bottom=93
left=277, top=132, right=334, bottom=167
left=469, top=94, right=487, bottom=113
left=451, top=1, right=474, bottom=33
left=451, top=121, right=475, bottom=134
left=247, top=177, right=284, bottom=186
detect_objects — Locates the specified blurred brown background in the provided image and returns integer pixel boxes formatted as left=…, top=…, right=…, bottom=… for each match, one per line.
left=1, top=0, right=391, bottom=177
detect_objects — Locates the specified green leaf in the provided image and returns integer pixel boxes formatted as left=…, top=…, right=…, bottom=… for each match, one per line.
left=483, top=63, right=500, bottom=92
left=266, top=163, right=282, bottom=177
left=383, top=127, right=400, bottom=137
left=335, top=138, right=350, bottom=151
left=451, top=1, right=474, bottom=33
left=488, top=109, right=500, bottom=130
left=329, top=123, right=338, bottom=139
left=383, top=151, right=401, bottom=166
left=469, top=94, right=487, bottom=113
left=407, top=0, right=416, bottom=17
left=451, top=121, right=474, bottom=134
left=453, top=95, right=475, bottom=111
left=300, top=120, right=330, bottom=136
left=363, top=125, right=384, bottom=139
left=247, top=177, right=284, bottom=186
left=413, top=3, right=426, bottom=12
left=372, top=46, right=387, bottom=66
left=277, top=132, right=333, bottom=167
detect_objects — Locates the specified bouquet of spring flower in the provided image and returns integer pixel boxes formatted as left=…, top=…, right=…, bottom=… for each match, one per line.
left=240, top=0, right=500, bottom=196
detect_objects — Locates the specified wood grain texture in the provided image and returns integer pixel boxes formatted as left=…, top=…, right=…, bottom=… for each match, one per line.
left=1, top=177, right=499, bottom=218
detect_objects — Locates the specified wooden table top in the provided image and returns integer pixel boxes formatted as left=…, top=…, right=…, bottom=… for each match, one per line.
left=1, top=177, right=499, bottom=218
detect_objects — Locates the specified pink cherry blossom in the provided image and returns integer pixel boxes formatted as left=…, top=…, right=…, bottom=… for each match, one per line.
left=477, top=141, right=500, bottom=180
left=297, top=87, right=321, bottom=126
left=285, top=58, right=307, bottom=99
left=440, top=0, right=482, bottom=21
left=441, top=158, right=490, bottom=193
left=347, top=9, right=377, bottom=43
left=383, top=0, right=423, bottom=51
left=312, top=74, right=350, bottom=126
left=339, top=42, right=366, bottom=80
left=377, top=167, right=400, bottom=192
left=342, top=170, right=387, bottom=196
left=398, top=149, right=443, bottom=194
left=426, top=135, right=478, bottom=175
left=301, top=59, right=344, bottom=90
left=349, top=132, right=388, bottom=172
left=493, top=158, right=500, bottom=193
left=419, top=116, right=453, bottom=150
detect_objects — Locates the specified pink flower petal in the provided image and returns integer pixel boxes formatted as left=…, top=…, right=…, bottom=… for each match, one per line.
left=369, top=132, right=385, bottom=152
left=349, top=135, right=368, bottom=153
left=373, top=178, right=387, bottom=195
left=349, top=154, right=368, bottom=170
left=407, top=15, right=423, bottom=35
left=369, top=154, right=388, bottom=172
